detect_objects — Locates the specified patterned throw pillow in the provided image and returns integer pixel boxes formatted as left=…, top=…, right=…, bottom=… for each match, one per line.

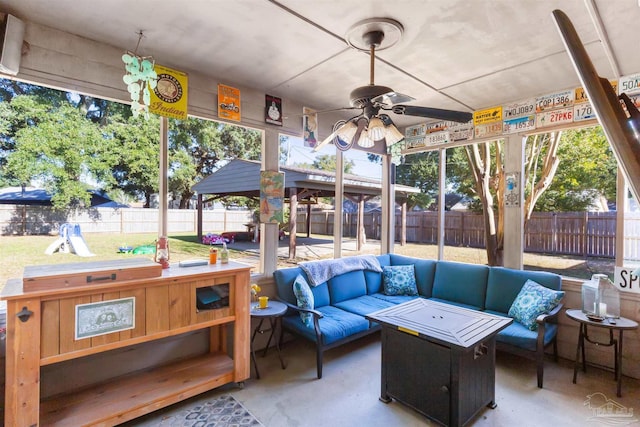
left=292, top=274, right=314, bottom=328
left=508, top=279, right=565, bottom=330
left=382, top=265, right=418, bottom=296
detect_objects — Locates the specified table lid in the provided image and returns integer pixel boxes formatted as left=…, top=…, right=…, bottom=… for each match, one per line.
left=367, top=299, right=513, bottom=348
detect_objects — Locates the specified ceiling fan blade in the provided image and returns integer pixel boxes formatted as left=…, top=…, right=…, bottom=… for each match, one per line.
left=371, top=91, right=415, bottom=106
left=391, top=105, right=473, bottom=123
left=313, top=122, right=346, bottom=152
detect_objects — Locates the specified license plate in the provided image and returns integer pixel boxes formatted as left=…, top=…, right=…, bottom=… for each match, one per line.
left=536, top=107, right=573, bottom=128
left=573, top=103, right=595, bottom=122
left=536, top=90, right=574, bottom=113
left=503, top=115, right=535, bottom=134
left=503, top=99, right=535, bottom=120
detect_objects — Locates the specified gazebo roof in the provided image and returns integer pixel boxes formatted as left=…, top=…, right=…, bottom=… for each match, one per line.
left=192, top=159, right=419, bottom=200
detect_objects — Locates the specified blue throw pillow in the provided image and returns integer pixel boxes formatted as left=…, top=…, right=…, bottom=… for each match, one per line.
left=508, top=279, right=564, bottom=330
left=382, top=265, right=418, bottom=296
left=292, top=274, right=314, bottom=328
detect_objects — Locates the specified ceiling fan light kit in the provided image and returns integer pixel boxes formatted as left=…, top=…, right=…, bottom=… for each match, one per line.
left=315, top=18, right=472, bottom=153
left=367, top=117, right=386, bottom=140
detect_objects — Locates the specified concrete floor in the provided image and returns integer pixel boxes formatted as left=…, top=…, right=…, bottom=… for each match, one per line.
left=124, top=332, right=640, bottom=427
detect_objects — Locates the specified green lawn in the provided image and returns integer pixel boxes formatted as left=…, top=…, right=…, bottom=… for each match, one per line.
left=0, top=233, right=221, bottom=286
left=0, top=232, right=613, bottom=287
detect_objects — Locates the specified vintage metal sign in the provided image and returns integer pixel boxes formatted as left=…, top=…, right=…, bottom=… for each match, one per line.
left=149, top=64, right=188, bottom=120
left=75, top=297, right=135, bottom=340
left=218, top=84, right=241, bottom=122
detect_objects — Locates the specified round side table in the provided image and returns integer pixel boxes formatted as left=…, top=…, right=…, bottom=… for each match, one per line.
left=250, top=300, right=287, bottom=379
left=565, top=309, right=638, bottom=397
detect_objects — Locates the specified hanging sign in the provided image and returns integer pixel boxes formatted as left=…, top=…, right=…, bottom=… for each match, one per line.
left=265, top=94, right=283, bottom=126
left=260, top=171, right=285, bottom=223
left=149, top=64, right=188, bottom=120
left=218, top=84, right=241, bottom=122
left=536, top=106, right=573, bottom=128
left=535, top=90, right=574, bottom=113
left=302, top=107, right=318, bottom=147
left=473, top=106, right=502, bottom=126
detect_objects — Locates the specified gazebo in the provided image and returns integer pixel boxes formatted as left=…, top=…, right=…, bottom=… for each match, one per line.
left=192, top=159, right=420, bottom=258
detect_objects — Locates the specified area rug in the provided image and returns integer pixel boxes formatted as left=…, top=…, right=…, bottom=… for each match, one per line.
left=158, top=395, right=264, bottom=427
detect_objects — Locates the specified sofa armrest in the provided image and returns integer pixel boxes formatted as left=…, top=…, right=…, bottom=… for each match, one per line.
left=535, top=302, right=563, bottom=350
left=536, top=302, right=563, bottom=325
left=275, top=297, right=324, bottom=318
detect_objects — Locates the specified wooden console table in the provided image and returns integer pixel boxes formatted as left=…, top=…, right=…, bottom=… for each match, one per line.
left=2, top=260, right=251, bottom=426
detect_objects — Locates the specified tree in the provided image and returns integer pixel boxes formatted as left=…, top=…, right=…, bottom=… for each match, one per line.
left=295, top=154, right=355, bottom=174
left=529, top=128, right=616, bottom=212
left=5, top=96, right=107, bottom=210
left=105, top=113, right=160, bottom=207
left=395, top=151, right=440, bottom=210
left=169, top=118, right=261, bottom=208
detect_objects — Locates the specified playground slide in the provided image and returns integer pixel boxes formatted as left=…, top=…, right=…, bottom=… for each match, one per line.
left=68, top=234, right=95, bottom=257
left=44, top=238, right=68, bottom=255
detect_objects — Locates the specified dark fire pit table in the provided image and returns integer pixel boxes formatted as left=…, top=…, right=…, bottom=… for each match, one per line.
left=366, top=299, right=512, bottom=427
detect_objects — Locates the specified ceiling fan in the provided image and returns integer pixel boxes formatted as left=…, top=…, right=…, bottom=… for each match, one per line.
left=315, top=18, right=473, bottom=151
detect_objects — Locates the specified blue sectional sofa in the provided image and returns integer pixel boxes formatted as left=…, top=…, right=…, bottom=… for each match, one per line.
left=273, top=254, right=564, bottom=387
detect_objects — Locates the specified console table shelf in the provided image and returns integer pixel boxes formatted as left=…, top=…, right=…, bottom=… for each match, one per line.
left=2, top=260, right=252, bottom=427
left=41, top=352, right=233, bottom=426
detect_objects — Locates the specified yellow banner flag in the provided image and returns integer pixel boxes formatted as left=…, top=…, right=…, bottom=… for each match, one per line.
left=149, top=64, right=188, bottom=120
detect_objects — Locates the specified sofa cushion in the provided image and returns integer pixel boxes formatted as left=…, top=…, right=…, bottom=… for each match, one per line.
left=486, top=267, right=562, bottom=314
left=364, top=255, right=391, bottom=294
left=293, top=274, right=314, bottom=328
left=486, top=309, right=559, bottom=352
left=508, top=280, right=565, bottom=330
left=281, top=305, right=370, bottom=344
left=329, top=270, right=367, bottom=304
left=334, top=295, right=395, bottom=317
left=432, top=261, right=489, bottom=310
left=389, top=254, right=437, bottom=297
left=371, top=293, right=419, bottom=305
left=274, top=267, right=331, bottom=308
left=382, top=265, right=418, bottom=296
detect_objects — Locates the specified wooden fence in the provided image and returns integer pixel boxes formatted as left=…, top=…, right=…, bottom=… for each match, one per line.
left=2, top=204, right=638, bottom=260
left=302, top=210, right=639, bottom=260
left=0, top=205, right=252, bottom=236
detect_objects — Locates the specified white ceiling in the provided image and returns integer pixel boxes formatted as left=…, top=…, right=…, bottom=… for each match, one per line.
left=1, top=0, right=639, bottom=128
